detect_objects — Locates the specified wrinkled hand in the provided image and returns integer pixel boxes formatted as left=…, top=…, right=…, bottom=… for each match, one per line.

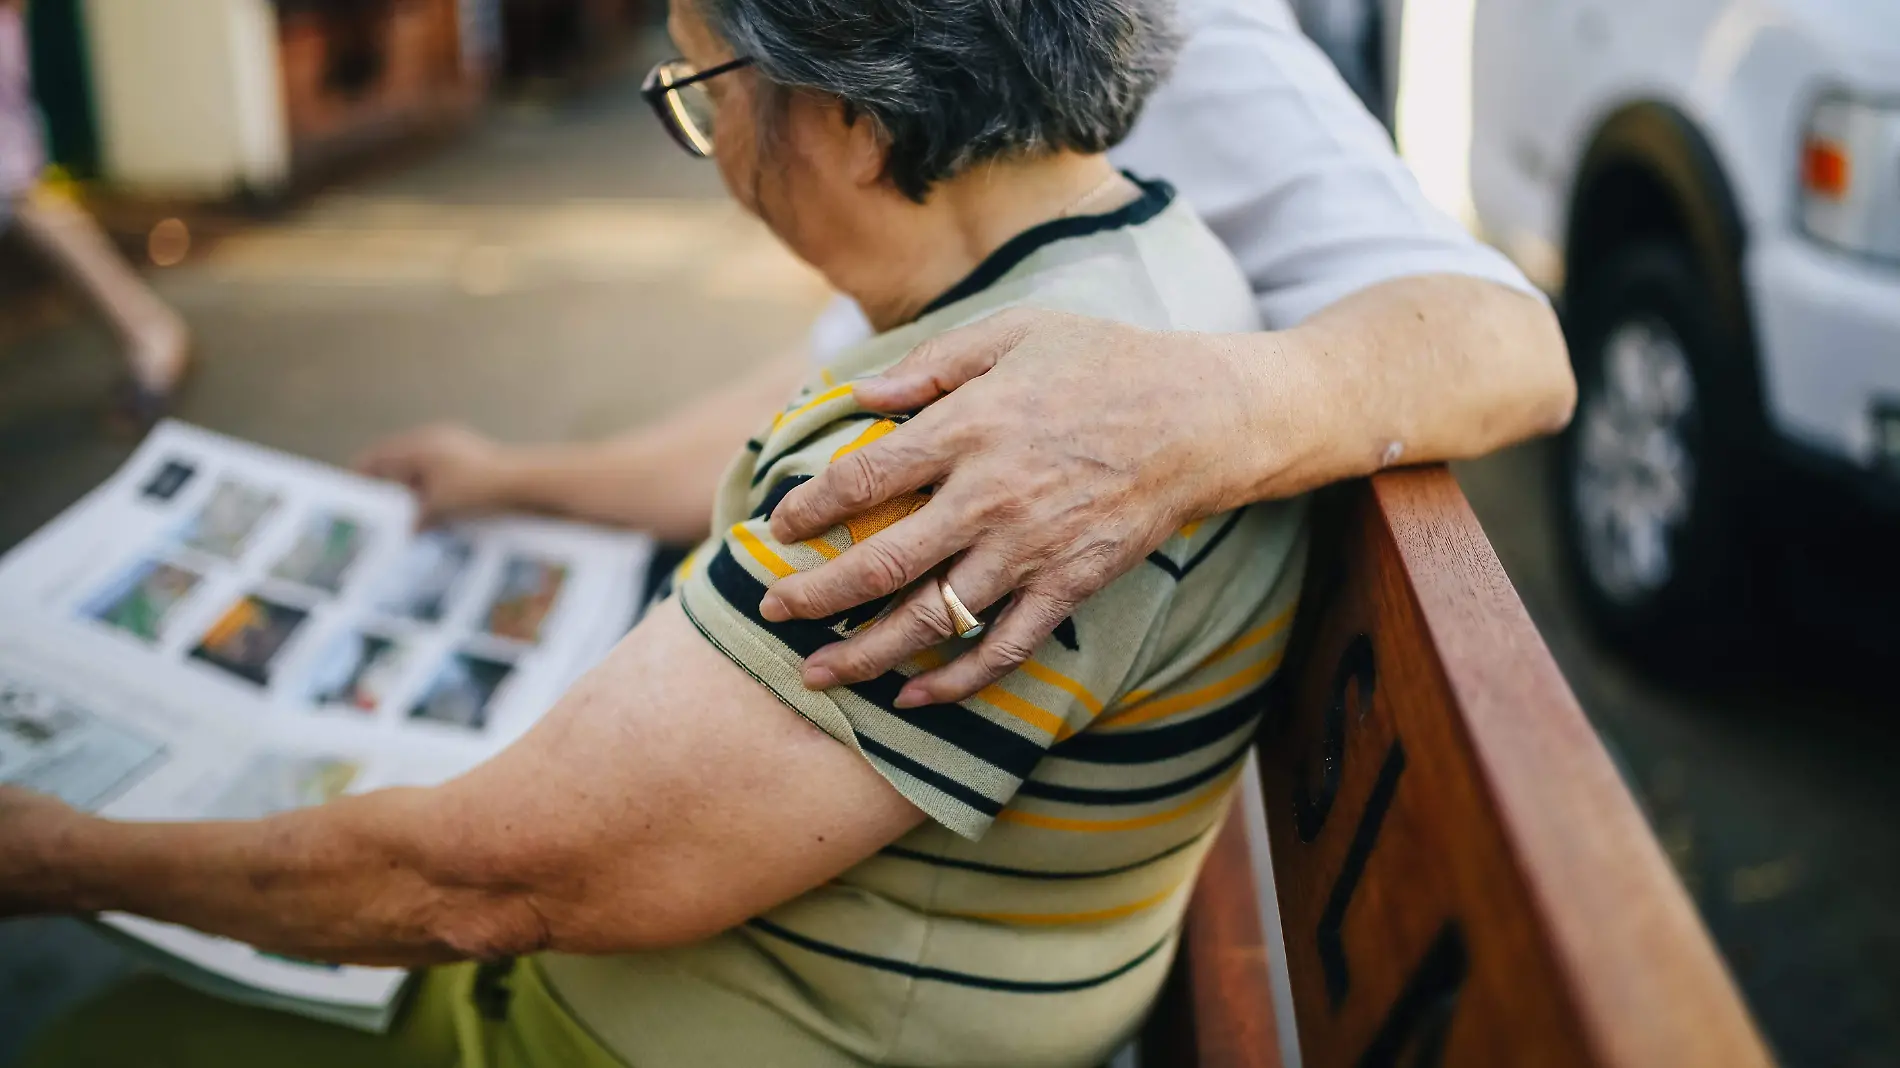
left=0, top=785, right=83, bottom=916
left=355, top=423, right=512, bottom=524
left=762, top=308, right=1260, bottom=706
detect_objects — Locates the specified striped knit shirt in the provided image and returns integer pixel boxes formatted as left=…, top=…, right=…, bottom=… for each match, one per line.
left=537, top=178, right=1309, bottom=1068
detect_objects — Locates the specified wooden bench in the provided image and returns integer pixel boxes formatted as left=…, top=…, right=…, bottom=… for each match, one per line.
left=1139, top=467, right=1773, bottom=1067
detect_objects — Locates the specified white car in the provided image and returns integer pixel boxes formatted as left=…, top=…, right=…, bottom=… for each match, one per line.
left=1467, top=0, right=1900, bottom=658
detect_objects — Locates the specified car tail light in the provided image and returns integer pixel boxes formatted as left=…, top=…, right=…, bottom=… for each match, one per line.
left=1798, top=96, right=1900, bottom=263
left=1801, top=138, right=1850, bottom=200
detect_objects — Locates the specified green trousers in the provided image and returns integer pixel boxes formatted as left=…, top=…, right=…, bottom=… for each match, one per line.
left=19, top=958, right=627, bottom=1068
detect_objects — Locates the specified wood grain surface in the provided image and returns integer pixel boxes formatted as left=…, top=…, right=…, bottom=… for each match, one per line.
left=1154, top=467, right=1772, bottom=1067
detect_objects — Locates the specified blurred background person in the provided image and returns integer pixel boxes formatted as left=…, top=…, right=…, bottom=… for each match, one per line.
left=0, top=0, right=188, bottom=413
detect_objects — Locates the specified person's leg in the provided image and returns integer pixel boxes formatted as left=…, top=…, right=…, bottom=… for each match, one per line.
left=17, top=965, right=469, bottom=1068
left=12, top=189, right=191, bottom=400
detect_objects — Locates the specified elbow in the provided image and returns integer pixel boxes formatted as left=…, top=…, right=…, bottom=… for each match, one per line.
left=402, top=827, right=559, bottom=961
left=421, top=851, right=738, bottom=960
left=525, top=865, right=749, bottom=956
left=426, top=888, right=556, bottom=961
left=1492, top=287, right=1577, bottom=441
left=407, top=849, right=556, bottom=960
left=1543, top=367, right=1579, bottom=437
left=1529, top=302, right=1578, bottom=437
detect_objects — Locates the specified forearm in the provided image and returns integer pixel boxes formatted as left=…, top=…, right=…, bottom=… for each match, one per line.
left=499, top=344, right=813, bottom=540
left=24, top=789, right=540, bottom=967
left=3, top=599, right=920, bottom=965
left=1214, top=274, right=1574, bottom=506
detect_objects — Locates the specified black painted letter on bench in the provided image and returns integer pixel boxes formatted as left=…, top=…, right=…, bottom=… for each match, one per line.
left=1318, top=739, right=1406, bottom=1008
left=1294, top=633, right=1376, bottom=843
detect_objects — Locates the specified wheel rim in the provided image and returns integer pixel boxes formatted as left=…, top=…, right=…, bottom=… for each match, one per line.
left=1573, top=316, right=1698, bottom=605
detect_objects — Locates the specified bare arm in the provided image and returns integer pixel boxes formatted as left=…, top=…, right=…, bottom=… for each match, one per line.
left=761, top=274, right=1573, bottom=704
left=356, top=345, right=810, bottom=542
left=1203, top=273, right=1574, bottom=504
left=0, top=599, right=924, bottom=964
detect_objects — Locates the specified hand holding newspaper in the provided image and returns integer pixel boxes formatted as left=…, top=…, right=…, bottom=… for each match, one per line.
left=0, top=422, right=653, bottom=1031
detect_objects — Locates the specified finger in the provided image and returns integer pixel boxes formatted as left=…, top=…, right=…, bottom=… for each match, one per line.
left=851, top=307, right=1035, bottom=411
left=766, top=419, right=951, bottom=543
left=798, top=579, right=956, bottom=690
left=352, top=432, right=428, bottom=479
left=351, top=442, right=407, bottom=478
left=762, top=488, right=975, bottom=622
left=800, top=549, right=1023, bottom=688
left=896, top=588, right=1075, bottom=707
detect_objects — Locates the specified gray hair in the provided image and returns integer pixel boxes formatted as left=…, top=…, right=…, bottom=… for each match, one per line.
left=700, top=0, right=1180, bottom=201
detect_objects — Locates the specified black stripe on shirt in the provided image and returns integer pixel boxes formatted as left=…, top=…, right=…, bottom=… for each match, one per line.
left=1017, top=730, right=1253, bottom=805
left=916, top=175, right=1176, bottom=319
left=750, top=475, right=812, bottom=521
left=1146, top=509, right=1245, bottom=581
left=683, top=599, right=998, bottom=822
left=860, top=734, right=1003, bottom=817
left=880, top=830, right=1207, bottom=881
left=751, top=418, right=881, bottom=487
left=705, top=545, right=1045, bottom=778
left=1051, top=691, right=1264, bottom=765
left=748, top=918, right=1172, bottom=993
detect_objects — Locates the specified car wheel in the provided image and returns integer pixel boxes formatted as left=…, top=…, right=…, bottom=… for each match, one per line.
left=1556, top=240, right=1763, bottom=666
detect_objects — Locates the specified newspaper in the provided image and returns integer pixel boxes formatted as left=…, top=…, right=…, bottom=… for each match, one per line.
left=0, top=421, right=654, bottom=1031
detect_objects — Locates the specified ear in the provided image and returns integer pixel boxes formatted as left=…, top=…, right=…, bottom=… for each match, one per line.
left=838, top=102, right=889, bottom=189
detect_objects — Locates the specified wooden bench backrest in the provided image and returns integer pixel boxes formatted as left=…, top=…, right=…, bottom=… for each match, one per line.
left=1148, top=468, right=1771, bottom=1068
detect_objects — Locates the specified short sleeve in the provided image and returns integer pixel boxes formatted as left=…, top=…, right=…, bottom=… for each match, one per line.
left=1109, top=0, right=1540, bottom=328
left=676, top=412, right=1151, bottom=841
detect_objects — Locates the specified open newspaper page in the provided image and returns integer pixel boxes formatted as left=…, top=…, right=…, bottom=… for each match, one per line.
left=0, top=421, right=653, bottom=1030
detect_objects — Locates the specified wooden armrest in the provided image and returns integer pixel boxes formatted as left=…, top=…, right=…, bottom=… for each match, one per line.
left=1150, top=468, right=1771, bottom=1068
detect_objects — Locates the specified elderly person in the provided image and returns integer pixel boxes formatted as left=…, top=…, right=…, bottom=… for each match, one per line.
left=12, top=1, right=1308, bottom=1066
left=360, top=0, right=1572, bottom=708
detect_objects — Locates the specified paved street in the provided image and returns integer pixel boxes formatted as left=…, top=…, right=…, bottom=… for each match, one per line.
left=1458, top=447, right=1900, bottom=1067
left=2, top=59, right=1896, bottom=1066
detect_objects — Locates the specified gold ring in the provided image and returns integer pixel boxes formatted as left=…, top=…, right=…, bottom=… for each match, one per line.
left=937, top=576, right=985, bottom=639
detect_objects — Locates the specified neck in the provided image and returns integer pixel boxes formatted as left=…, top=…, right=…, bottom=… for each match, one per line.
left=821, top=154, right=1134, bottom=331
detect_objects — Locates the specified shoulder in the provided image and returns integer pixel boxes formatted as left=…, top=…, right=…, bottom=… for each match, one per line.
left=1049, top=194, right=1262, bottom=335
left=967, top=192, right=1261, bottom=337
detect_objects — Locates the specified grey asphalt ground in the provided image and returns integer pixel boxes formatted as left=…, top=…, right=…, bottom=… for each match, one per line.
left=2, top=61, right=1895, bottom=1067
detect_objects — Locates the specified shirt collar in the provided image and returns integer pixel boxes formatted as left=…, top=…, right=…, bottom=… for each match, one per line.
left=913, top=173, right=1176, bottom=321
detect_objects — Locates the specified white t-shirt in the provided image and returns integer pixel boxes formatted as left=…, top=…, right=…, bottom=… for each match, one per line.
left=808, top=0, right=1535, bottom=361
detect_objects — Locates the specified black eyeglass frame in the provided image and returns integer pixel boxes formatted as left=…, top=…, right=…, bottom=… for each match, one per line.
left=641, top=56, right=756, bottom=158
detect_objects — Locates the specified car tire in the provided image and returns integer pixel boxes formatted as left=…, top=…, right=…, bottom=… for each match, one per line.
left=1556, top=239, right=1766, bottom=668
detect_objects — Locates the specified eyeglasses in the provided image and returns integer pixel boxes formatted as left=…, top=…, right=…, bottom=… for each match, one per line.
left=642, top=56, right=755, bottom=157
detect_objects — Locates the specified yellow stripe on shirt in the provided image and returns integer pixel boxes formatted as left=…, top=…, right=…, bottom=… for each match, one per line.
left=730, top=523, right=797, bottom=579
left=831, top=419, right=898, bottom=461
left=1112, top=604, right=1296, bottom=709
left=1095, top=650, right=1285, bottom=731
left=1200, top=605, right=1296, bottom=669
left=771, top=383, right=855, bottom=431
left=976, top=683, right=1066, bottom=737
left=673, top=546, right=700, bottom=584
left=949, top=879, right=1187, bottom=926
left=1018, top=660, right=1103, bottom=716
